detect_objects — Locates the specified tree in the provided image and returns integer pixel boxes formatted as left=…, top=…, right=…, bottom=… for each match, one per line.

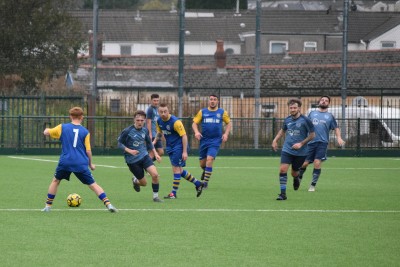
left=0, top=0, right=84, bottom=94
left=186, top=0, right=247, bottom=9
left=141, top=0, right=173, bottom=10
left=83, top=0, right=140, bottom=9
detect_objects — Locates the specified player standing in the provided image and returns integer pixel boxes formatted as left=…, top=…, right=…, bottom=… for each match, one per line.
left=146, top=93, right=164, bottom=159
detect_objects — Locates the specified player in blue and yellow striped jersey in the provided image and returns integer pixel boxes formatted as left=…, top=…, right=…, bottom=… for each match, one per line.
left=272, top=99, right=315, bottom=200
left=41, top=107, right=117, bottom=212
left=192, top=94, right=232, bottom=189
left=156, top=103, right=204, bottom=199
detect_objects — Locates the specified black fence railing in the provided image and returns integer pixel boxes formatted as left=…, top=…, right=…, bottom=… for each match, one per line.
left=1, top=88, right=400, bottom=119
left=1, top=116, right=399, bottom=155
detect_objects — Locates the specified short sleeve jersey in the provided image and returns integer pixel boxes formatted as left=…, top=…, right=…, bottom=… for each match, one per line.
left=282, top=114, right=315, bottom=156
left=146, top=105, right=159, bottom=137
left=308, top=110, right=338, bottom=144
left=117, top=125, right=153, bottom=164
left=48, top=123, right=91, bottom=172
left=193, top=107, right=230, bottom=144
left=156, top=115, right=186, bottom=154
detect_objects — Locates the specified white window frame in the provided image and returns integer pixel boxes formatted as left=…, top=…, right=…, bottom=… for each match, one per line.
left=304, top=41, right=317, bottom=52
left=269, top=41, right=288, bottom=54
left=110, top=99, right=121, bottom=113
left=156, top=47, right=169, bottom=54
left=120, top=45, right=132, bottom=55
left=259, top=103, right=277, bottom=117
left=381, top=41, right=396, bottom=49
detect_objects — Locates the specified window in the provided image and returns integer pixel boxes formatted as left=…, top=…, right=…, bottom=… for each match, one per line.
left=110, top=99, right=120, bottom=113
left=304, top=41, right=317, bottom=51
left=0, top=100, right=8, bottom=111
left=381, top=41, right=396, bottom=49
left=270, top=41, right=288, bottom=54
left=225, top=48, right=234, bottom=55
left=156, top=47, right=168, bottom=54
left=120, top=45, right=132, bottom=55
left=260, top=103, right=277, bottom=117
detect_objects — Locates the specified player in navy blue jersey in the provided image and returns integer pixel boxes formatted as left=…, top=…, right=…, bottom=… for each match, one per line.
left=156, top=104, right=204, bottom=199
left=41, top=107, right=117, bottom=212
left=118, top=110, right=163, bottom=202
left=146, top=94, right=164, bottom=160
left=272, top=99, right=315, bottom=200
left=299, top=96, right=345, bottom=192
left=192, top=94, right=232, bottom=189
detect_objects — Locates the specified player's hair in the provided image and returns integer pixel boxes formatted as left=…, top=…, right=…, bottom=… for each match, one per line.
left=69, top=107, right=84, bottom=118
left=134, top=110, right=146, bottom=118
left=320, top=95, right=331, bottom=103
left=209, top=94, right=218, bottom=99
left=151, top=94, right=160, bottom=99
left=159, top=103, right=168, bottom=108
left=287, top=98, right=302, bottom=107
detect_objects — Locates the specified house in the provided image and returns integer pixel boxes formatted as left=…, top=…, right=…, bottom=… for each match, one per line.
left=74, top=47, right=400, bottom=118
left=69, top=9, right=400, bottom=118
left=72, top=9, right=400, bottom=57
left=247, top=0, right=400, bottom=12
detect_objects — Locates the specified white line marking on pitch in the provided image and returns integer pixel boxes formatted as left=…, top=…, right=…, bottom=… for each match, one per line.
left=7, top=156, right=400, bottom=170
left=8, top=156, right=122, bottom=168
left=0, top=208, right=399, bottom=213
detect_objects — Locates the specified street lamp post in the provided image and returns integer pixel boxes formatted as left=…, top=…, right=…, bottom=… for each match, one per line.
left=254, top=0, right=261, bottom=149
left=178, top=0, right=185, bottom=118
left=341, top=0, right=349, bottom=146
left=88, top=0, right=98, bottom=145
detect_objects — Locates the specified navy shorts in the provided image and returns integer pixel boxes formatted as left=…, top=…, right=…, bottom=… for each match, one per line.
left=199, top=142, right=221, bottom=160
left=280, top=152, right=307, bottom=171
left=305, top=142, right=328, bottom=163
left=127, top=155, right=154, bottom=180
left=168, top=149, right=186, bottom=167
left=54, top=166, right=95, bottom=185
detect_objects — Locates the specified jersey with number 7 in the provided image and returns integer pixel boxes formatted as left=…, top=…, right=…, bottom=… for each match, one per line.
left=47, top=123, right=92, bottom=172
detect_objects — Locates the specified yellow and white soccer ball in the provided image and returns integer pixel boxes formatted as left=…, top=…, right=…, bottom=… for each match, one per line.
left=67, top=193, right=82, bottom=207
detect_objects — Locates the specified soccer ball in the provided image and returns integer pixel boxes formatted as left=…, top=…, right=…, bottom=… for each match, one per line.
left=67, top=193, right=82, bottom=207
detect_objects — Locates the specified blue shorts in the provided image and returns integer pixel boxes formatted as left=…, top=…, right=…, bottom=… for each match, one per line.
left=54, top=166, right=95, bottom=185
left=127, top=155, right=154, bottom=179
left=199, top=141, right=221, bottom=160
left=305, top=142, right=328, bottom=163
left=280, top=152, right=306, bottom=171
left=168, top=149, right=186, bottom=167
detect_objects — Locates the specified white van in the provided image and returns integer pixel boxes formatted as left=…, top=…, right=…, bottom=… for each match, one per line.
left=307, top=105, right=400, bottom=148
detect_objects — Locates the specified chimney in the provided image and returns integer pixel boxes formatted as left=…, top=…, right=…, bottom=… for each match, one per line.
left=89, top=33, right=103, bottom=60
left=214, top=39, right=227, bottom=69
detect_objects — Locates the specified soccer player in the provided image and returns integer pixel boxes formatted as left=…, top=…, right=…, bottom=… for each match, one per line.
left=192, top=94, right=232, bottom=189
left=117, top=110, right=163, bottom=202
left=146, top=93, right=164, bottom=159
left=41, top=107, right=117, bottom=212
left=272, top=99, right=315, bottom=200
left=298, top=95, right=345, bottom=192
left=156, top=103, right=204, bottom=199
